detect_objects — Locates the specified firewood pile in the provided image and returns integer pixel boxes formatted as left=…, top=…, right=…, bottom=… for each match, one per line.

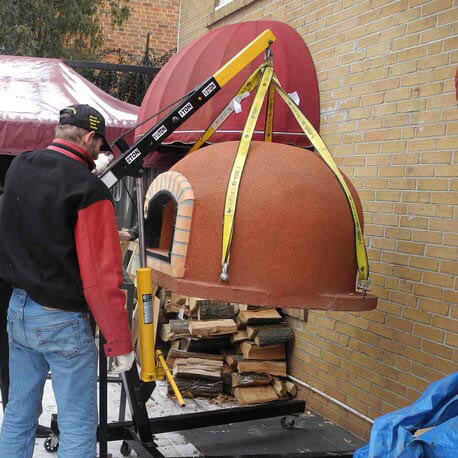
left=160, top=294, right=297, bottom=405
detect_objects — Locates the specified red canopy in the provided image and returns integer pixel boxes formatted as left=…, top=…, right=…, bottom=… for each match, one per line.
left=136, top=21, right=320, bottom=167
left=0, top=55, right=139, bottom=156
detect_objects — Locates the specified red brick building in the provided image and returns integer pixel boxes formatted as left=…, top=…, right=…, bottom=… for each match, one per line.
left=99, top=0, right=180, bottom=61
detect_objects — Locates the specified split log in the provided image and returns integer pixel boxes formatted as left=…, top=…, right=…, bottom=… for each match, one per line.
left=168, top=376, right=223, bottom=398
left=225, top=354, right=243, bottom=368
left=173, top=357, right=223, bottom=380
left=237, top=360, right=287, bottom=377
left=272, top=377, right=288, bottom=398
left=221, top=364, right=234, bottom=395
left=254, top=327, right=294, bottom=347
left=169, top=320, right=190, bottom=338
left=159, top=324, right=173, bottom=342
left=187, top=297, right=205, bottom=313
left=285, top=380, right=298, bottom=397
left=197, top=301, right=235, bottom=320
left=246, top=322, right=289, bottom=339
left=166, top=348, right=223, bottom=368
left=240, top=341, right=286, bottom=360
left=230, top=330, right=248, bottom=344
left=233, top=385, right=278, bottom=405
left=170, top=293, right=187, bottom=305
left=182, top=336, right=231, bottom=353
left=189, top=319, right=237, bottom=337
left=231, top=372, right=272, bottom=387
left=237, top=308, right=282, bottom=326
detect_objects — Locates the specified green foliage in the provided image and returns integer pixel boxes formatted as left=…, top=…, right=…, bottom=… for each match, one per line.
left=0, top=0, right=130, bottom=60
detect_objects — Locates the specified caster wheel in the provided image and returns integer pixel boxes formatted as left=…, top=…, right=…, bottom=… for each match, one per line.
left=281, top=415, right=295, bottom=430
left=44, top=436, right=59, bottom=453
left=120, top=441, right=132, bottom=456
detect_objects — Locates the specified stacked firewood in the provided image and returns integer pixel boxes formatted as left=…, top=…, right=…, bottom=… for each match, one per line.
left=160, top=294, right=297, bottom=405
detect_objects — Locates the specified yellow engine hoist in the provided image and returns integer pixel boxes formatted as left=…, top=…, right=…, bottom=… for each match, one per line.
left=75, top=27, right=369, bottom=458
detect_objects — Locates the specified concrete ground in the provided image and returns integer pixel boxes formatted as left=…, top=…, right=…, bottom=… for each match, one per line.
left=0, top=376, right=365, bottom=457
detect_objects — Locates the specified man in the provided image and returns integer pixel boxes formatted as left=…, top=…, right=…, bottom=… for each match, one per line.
left=0, top=165, right=51, bottom=438
left=0, top=104, right=135, bottom=458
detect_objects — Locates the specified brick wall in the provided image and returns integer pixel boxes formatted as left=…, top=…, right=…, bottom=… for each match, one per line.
left=178, top=0, right=458, bottom=440
left=99, top=0, right=180, bottom=60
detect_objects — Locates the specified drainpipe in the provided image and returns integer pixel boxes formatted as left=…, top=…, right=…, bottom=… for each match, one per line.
left=287, top=374, right=374, bottom=425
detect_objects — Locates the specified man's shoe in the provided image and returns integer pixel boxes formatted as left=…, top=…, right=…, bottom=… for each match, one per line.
left=36, top=424, right=51, bottom=438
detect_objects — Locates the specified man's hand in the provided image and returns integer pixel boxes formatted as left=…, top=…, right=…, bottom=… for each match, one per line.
left=112, top=351, right=136, bottom=374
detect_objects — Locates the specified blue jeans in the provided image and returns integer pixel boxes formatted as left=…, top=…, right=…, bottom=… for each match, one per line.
left=0, top=289, right=98, bottom=458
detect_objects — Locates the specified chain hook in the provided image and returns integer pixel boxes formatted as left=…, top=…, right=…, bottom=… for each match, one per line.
left=357, top=278, right=371, bottom=296
left=264, top=40, right=273, bottom=63
left=220, top=263, right=229, bottom=282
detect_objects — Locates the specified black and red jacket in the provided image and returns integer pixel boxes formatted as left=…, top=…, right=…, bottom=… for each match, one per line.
left=0, top=138, right=132, bottom=356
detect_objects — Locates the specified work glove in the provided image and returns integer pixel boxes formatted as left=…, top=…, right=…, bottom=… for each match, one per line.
left=111, top=350, right=136, bottom=374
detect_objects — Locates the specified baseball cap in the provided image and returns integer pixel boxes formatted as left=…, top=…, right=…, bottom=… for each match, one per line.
left=59, top=104, right=112, bottom=152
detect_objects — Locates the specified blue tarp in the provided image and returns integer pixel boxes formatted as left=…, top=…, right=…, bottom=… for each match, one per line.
left=354, top=372, right=458, bottom=458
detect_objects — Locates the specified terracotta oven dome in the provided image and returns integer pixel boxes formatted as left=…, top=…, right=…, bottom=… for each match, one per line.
left=143, top=141, right=377, bottom=311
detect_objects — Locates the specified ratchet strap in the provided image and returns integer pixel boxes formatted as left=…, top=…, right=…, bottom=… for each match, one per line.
left=272, top=79, right=368, bottom=282
left=188, top=64, right=265, bottom=154
left=221, top=64, right=274, bottom=280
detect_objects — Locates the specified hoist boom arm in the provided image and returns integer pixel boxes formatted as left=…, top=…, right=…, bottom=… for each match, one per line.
left=99, top=29, right=276, bottom=189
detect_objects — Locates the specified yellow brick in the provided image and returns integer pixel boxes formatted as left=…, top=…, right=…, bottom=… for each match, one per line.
left=444, top=233, right=458, bottom=246
left=440, top=261, right=458, bottom=275
left=420, top=23, right=454, bottom=43
left=411, top=363, right=443, bottom=384
left=436, top=165, right=458, bottom=177
left=422, top=0, right=453, bottom=16
left=395, top=331, right=422, bottom=349
left=401, top=191, right=431, bottom=203
left=431, top=315, right=458, bottom=333
left=408, top=15, right=437, bottom=33
left=429, top=67, right=457, bottom=86
left=413, top=283, right=443, bottom=300
left=444, top=289, right=458, bottom=304
left=375, top=190, right=401, bottom=201
left=437, top=137, right=458, bottom=150
left=418, top=298, right=450, bottom=316
left=433, top=357, right=458, bottom=375
left=400, top=216, right=428, bottom=229
left=383, top=115, right=411, bottom=128
left=392, top=33, right=420, bottom=51
left=392, top=153, right=420, bottom=164
left=386, top=227, right=411, bottom=240
left=393, top=266, right=422, bottom=281
left=406, top=165, right=435, bottom=176
left=422, top=340, right=454, bottom=360
left=406, top=139, right=437, bottom=152
left=428, top=93, right=457, bottom=110
left=418, top=53, right=449, bottom=71
left=397, top=241, right=425, bottom=255
left=382, top=251, right=409, bottom=266
left=385, top=315, right=413, bottom=332
left=407, top=203, right=436, bottom=216
left=417, top=179, right=448, bottom=190
left=425, top=245, right=458, bottom=260
left=446, top=333, right=458, bottom=347
left=398, top=99, right=427, bottom=113
left=378, top=166, right=405, bottom=177
left=431, top=192, right=458, bottom=204
left=416, top=123, right=446, bottom=137
left=398, top=46, right=426, bottom=62
left=409, top=255, right=440, bottom=271
left=399, top=372, right=429, bottom=392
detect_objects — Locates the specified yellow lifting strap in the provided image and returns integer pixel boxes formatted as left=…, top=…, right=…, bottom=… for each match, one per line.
left=220, top=64, right=274, bottom=280
left=272, top=79, right=369, bottom=282
left=188, top=64, right=265, bottom=154
left=264, top=83, right=275, bottom=142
